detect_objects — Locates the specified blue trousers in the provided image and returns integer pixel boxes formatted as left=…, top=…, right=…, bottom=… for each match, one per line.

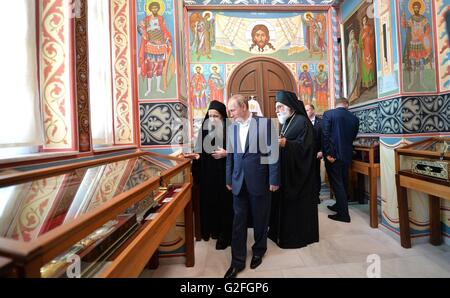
left=231, top=182, right=271, bottom=269
left=325, top=159, right=350, bottom=217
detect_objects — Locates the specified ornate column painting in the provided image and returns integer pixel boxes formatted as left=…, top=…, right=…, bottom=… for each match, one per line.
left=343, top=0, right=378, bottom=106
left=398, top=0, right=437, bottom=93
left=376, top=0, right=400, bottom=98
left=74, top=0, right=92, bottom=152
left=176, top=0, right=188, bottom=100
left=136, top=0, right=177, bottom=100
left=111, top=0, right=134, bottom=145
left=40, top=0, right=74, bottom=149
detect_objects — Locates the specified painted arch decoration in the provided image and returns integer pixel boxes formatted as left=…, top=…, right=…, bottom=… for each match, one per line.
left=183, top=0, right=340, bottom=5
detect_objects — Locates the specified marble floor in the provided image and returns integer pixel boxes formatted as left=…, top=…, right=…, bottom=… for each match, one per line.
left=141, top=200, right=450, bottom=278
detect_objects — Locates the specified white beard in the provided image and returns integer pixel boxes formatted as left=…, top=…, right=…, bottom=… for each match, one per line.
left=277, top=111, right=290, bottom=125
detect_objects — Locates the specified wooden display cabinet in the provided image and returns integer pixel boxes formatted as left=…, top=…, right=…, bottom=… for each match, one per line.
left=0, top=256, right=15, bottom=277
left=0, top=151, right=193, bottom=277
left=350, top=137, right=380, bottom=228
left=395, top=137, right=450, bottom=248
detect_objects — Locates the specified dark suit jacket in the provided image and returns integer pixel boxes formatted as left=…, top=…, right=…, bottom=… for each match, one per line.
left=226, top=117, right=280, bottom=196
left=322, top=107, right=359, bottom=165
left=312, top=116, right=323, bottom=154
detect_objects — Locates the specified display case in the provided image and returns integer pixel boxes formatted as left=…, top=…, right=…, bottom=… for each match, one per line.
left=395, top=137, right=450, bottom=248
left=350, top=137, right=380, bottom=228
left=0, top=256, right=15, bottom=277
left=0, top=151, right=193, bottom=277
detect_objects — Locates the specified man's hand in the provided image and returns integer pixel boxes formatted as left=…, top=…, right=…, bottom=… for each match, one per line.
left=270, top=185, right=279, bottom=192
left=326, top=155, right=336, bottom=163
left=278, top=137, right=286, bottom=148
left=211, top=148, right=227, bottom=159
left=226, top=185, right=232, bottom=191
left=317, top=151, right=323, bottom=159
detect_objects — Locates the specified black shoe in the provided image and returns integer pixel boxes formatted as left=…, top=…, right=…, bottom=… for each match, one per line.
left=328, top=214, right=351, bottom=223
left=224, top=266, right=244, bottom=278
left=327, top=205, right=337, bottom=212
left=250, top=256, right=263, bottom=269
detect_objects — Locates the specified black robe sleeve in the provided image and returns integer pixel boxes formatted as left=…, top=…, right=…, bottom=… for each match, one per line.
left=281, top=115, right=316, bottom=200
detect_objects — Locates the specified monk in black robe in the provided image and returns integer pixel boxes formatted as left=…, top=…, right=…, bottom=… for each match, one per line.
left=268, top=91, right=319, bottom=248
left=190, top=101, right=233, bottom=249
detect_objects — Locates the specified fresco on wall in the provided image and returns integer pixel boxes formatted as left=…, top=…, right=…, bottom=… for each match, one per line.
left=136, top=0, right=177, bottom=99
left=184, top=0, right=340, bottom=5
left=376, top=0, right=400, bottom=97
left=188, top=11, right=328, bottom=63
left=398, top=0, right=436, bottom=93
left=436, top=0, right=450, bottom=92
left=343, top=1, right=378, bottom=105
left=190, top=11, right=216, bottom=61
left=177, top=0, right=188, bottom=99
left=190, top=64, right=226, bottom=119
left=297, top=63, right=329, bottom=113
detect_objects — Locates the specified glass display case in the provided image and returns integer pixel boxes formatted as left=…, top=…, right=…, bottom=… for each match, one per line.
left=350, top=137, right=380, bottom=228
left=352, top=137, right=380, bottom=163
left=395, top=137, right=450, bottom=248
left=0, top=151, right=193, bottom=277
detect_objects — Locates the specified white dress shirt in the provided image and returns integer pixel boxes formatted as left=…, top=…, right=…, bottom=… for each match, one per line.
left=310, top=116, right=316, bottom=126
left=238, top=113, right=252, bottom=153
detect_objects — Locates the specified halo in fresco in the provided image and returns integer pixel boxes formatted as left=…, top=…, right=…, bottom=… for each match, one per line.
left=408, top=0, right=426, bottom=16
left=304, top=12, right=313, bottom=21
left=145, top=0, right=166, bottom=15
left=210, top=64, right=220, bottom=72
left=193, top=64, right=203, bottom=72
left=301, top=63, right=310, bottom=71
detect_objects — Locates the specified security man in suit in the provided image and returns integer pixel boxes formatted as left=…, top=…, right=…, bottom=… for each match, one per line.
left=305, top=104, right=323, bottom=204
left=322, top=98, right=359, bottom=223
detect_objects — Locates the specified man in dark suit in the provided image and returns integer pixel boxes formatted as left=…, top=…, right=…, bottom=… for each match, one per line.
left=322, top=98, right=359, bottom=223
left=224, top=94, right=280, bottom=278
left=305, top=104, right=323, bottom=204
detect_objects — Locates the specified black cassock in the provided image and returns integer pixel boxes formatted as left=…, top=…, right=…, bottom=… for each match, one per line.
left=268, top=114, right=319, bottom=248
left=192, top=120, right=233, bottom=246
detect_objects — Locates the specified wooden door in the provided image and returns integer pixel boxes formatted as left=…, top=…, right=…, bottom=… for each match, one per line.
left=228, top=57, right=297, bottom=119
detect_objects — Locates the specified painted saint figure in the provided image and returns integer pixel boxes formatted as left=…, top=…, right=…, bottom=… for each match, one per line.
left=191, top=66, right=208, bottom=110
left=208, top=65, right=225, bottom=103
left=303, top=13, right=327, bottom=59
left=347, top=29, right=360, bottom=101
left=401, top=0, right=433, bottom=90
left=190, top=11, right=216, bottom=61
left=139, top=1, right=173, bottom=96
left=299, top=64, right=313, bottom=103
left=314, top=64, right=328, bottom=111
left=359, top=15, right=376, bottom=89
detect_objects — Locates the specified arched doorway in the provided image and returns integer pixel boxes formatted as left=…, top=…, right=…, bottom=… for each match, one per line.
left=227, top=57, right=297, bottom=119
